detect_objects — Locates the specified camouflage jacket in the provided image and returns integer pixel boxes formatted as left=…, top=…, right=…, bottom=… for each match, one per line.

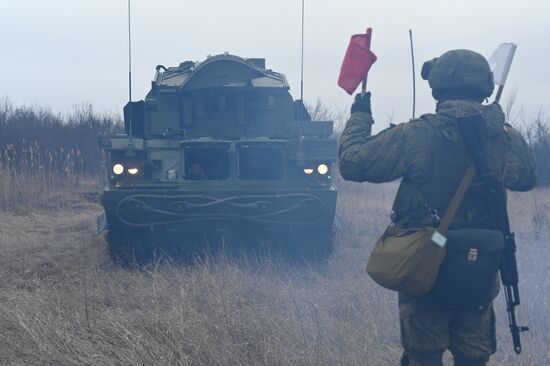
left=338, top=100, right=537, bottom=228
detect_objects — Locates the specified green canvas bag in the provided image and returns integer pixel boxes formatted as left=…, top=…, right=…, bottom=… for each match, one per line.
left=366, top=165, right=476, bottom=294
left=366, top=226, right=445, bottom=294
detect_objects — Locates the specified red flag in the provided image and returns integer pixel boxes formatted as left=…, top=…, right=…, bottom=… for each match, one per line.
left=338, top=28, right=377, bottom=95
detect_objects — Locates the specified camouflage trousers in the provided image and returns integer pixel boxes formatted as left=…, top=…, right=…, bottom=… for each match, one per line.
left=398, top=293, right=496, bottom=366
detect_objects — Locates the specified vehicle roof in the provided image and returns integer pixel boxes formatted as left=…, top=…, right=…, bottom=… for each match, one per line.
left=154, top=54, right=290, bottom=91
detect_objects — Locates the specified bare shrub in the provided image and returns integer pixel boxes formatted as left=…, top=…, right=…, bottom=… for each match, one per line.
left=0, top=99, right=121, bottom=211
left=306, top=99, right=348, bottom=135
left=526, top=112, right=550, bottom=186
left=503, top=90, right=550, bottom=187
left=0, top=98, right=121, bottom=178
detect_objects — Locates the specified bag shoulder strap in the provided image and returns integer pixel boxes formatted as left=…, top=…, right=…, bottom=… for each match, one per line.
left=437, top=164, right=476, bottom=236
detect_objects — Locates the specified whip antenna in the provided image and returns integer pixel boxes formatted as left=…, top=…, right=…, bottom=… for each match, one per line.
left=300, top=0, right=305, bottom=103
left=409, top=29, right=416, bottom=119
left=127, top=0, right=133, bottom=141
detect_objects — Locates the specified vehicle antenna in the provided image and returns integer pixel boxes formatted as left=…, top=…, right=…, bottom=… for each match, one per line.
left=409, top=29, right=416, bottom=120
left=127, top=0, right=133, bottom=142
left=300, top=0, right=305, bottom=103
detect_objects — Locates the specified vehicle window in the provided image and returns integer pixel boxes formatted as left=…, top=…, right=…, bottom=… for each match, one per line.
left=239, top=145, right=284, bottom=180
left=184, top=147, right=229, bottom=180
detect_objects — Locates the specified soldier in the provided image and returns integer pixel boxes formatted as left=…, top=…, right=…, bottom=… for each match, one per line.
left=188, top=162, right=208, bottom=180
left=338, top=49, right=536, bottom=366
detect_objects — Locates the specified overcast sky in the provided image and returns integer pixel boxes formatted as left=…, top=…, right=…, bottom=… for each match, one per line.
left=1, top=0, right=548, bottom=130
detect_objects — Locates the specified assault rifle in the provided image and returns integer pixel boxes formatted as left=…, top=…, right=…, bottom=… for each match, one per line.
left=456, top=114, right=529, bottom=354
left=487, top=42, right=528, bottom=353
left=482, top=174, right=529, bottom=354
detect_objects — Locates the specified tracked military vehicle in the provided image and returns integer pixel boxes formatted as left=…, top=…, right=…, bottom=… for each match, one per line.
left=97, top=54, right=337, bottom=262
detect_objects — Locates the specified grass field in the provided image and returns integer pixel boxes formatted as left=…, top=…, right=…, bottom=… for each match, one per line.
left=0, top=176, right=548, bottom=365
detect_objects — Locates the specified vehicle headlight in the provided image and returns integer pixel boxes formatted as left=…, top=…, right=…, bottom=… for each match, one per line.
left=303, top=168, right=314, bottom=175
left=112, top=163, right=124, bottom=175
left=127, top=167, right=139, bottom=175
left=317, top=163, right=329, bottom=175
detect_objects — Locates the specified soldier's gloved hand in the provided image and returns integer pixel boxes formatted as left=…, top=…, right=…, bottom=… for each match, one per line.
left=351, top=92, right=371, bottom=114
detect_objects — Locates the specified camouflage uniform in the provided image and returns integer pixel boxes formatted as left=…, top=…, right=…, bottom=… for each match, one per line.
left=338, top=50, right=536, bottom=366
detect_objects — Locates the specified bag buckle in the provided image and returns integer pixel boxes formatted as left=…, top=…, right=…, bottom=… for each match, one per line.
left=430, top=209, right=441, bottom=227
left=468, top=248, right=478, bottom=261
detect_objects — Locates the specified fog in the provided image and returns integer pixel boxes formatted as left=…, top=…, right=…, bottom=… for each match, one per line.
left=1, top=0, right=549, bottom=132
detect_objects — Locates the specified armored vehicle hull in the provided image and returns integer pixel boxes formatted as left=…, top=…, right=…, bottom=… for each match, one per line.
left=98, top=55, right=338, bottom=262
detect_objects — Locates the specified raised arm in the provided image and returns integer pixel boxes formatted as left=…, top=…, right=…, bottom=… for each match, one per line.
left=338, top=93, right=432, bottom=184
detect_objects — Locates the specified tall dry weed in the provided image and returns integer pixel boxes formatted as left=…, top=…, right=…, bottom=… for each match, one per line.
left=0, top=99, right=548, bottom=365
left=0, top=99, right=119, bottom=211
left=1, top=177, right=548, bottom=365
left=0, top=143, right=86, bottom=212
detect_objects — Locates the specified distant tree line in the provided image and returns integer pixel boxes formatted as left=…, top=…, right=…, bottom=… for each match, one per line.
left=516, top=112, right=550, bottom=186
left=0, top=98, right=122, bottom=178
left=1, top=98, right=549, bottom=186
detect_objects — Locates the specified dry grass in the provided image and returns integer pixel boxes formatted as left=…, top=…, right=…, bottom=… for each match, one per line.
left=0, top=144, right=92, bottom=213
left=0, top=175, right=549, bottom=365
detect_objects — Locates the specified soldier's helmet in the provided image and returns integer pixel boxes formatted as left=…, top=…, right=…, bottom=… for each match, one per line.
left=421, top=49, right=494, bottom=101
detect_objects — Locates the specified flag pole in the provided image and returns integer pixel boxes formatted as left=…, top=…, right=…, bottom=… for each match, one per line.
left=409, top=29, right=416, bottom=119
left=361, top=78, right=367, bottom=97
left=495, top=85, right=504, bottom=103
left=361, top=28, right=373, bottom=97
